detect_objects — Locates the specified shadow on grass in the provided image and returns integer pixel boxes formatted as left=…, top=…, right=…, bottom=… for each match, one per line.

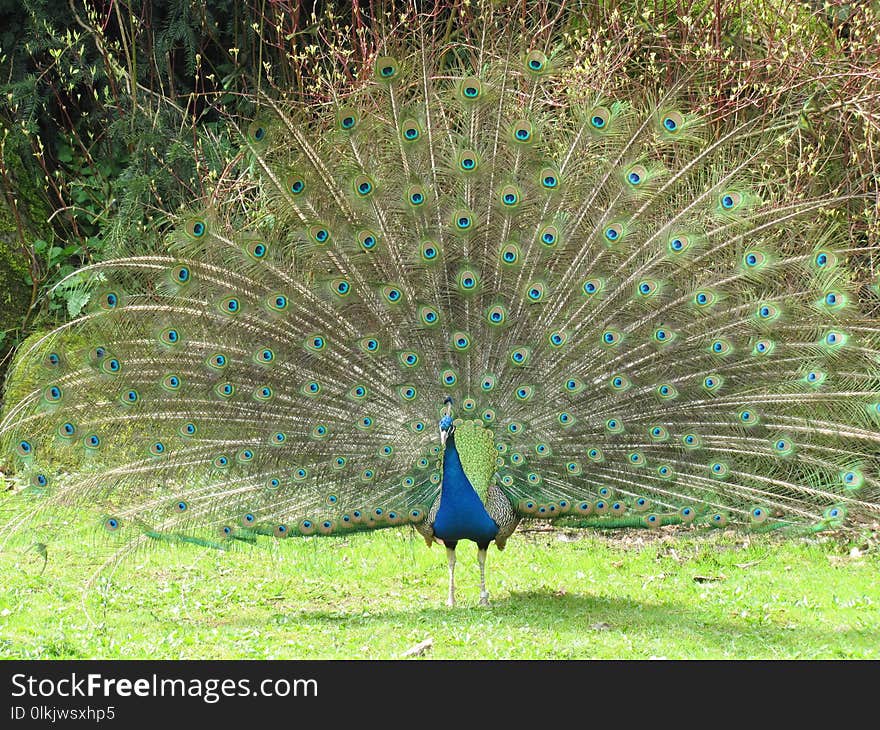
left=265, top=588, right=878, bottom=657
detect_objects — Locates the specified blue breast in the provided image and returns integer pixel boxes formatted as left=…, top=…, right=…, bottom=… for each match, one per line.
left=433, top=433, right=499, bottom=545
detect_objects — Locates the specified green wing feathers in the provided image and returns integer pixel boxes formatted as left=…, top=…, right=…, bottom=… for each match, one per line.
left=2, top=2, right=880, bottom=557
left=452, top=419, right=497, bottom=504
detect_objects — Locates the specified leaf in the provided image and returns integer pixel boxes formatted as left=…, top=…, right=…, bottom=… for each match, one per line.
left=65, top=289, right=91, bottom=317
left=733, top=557, right=767, bottom=568
left=401, top=637, right=433, bottom=657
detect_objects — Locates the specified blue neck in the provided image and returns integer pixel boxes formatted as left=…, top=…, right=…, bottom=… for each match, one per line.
left=432, top=433, right=498, bottom=545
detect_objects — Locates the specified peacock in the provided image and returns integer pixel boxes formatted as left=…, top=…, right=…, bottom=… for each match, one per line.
left=2, top=0, right=880, bottom=608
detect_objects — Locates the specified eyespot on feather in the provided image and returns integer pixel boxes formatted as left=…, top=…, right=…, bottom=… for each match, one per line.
left=459, top=76, right=483, bottom=101
left=374, top=55, right=400, bottom=80
left=525, top=50, right=548, bottom=74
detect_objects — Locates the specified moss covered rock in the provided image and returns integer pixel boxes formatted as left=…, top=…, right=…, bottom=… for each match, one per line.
left=2, top=327, right=143, bottom=478
left=0, top=201, right=32, bottom=344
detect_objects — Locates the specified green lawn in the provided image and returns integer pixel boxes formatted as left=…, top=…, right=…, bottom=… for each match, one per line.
left=1, top=522, right=877, bottom=659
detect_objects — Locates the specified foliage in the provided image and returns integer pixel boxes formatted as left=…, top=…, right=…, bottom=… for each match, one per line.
left=0, top=1, right=243, bottom=352
left=0, top=0, right=875, bottom=338
left=0, top=202, right=33, bottom=361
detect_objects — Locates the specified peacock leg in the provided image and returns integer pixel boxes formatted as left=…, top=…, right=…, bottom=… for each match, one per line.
left=445, top=543, right=457, bottom=607
left=477, top=546, right=489, bottom=606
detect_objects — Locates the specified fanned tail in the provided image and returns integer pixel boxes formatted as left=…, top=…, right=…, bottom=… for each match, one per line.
left=2, top=1, right=879, bottom=562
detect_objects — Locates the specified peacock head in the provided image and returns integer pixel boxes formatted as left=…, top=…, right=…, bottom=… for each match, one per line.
left=439, top=396, right=454, bottom=448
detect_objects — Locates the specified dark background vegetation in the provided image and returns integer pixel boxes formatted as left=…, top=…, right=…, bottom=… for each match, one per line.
left=0, top=0, right=877, bottom=396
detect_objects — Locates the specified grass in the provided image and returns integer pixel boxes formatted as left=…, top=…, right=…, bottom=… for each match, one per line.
left=0, top=520, right=878, bottom=660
